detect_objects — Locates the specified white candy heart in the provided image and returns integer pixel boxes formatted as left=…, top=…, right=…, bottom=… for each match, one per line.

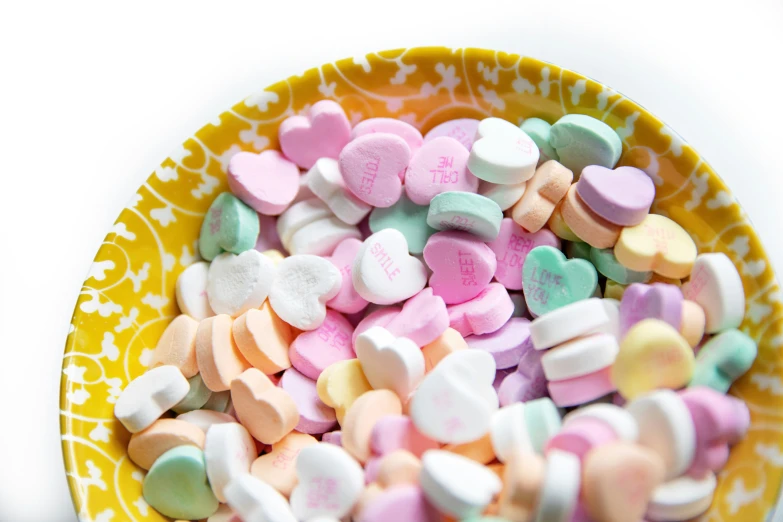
left=564, top=404, right=639, bottom=442
left=409, top=350, right=498, bottom=444
left=420, top=450, right=502, bottom=519
left=277, top=198, right=332, bottom=248
left=490, top=403, right=533, bottom=463
left=289, top=443, right=364, bottom=520
left=224, top=474, right=297, bottom=522
left=207, top=251, right=275, bottom=318
left=114, top=365, right=189, bottom=433
left=530, top=298, right=609, bottom=350
left=176, top=261, right=215, bottom=321
left=541, top=333, right=619, bottom=381
left=176, top=410, right=236, bottom=433
left=269, top=255, right=342, bottom=330
left=682, top=253, right=744, bottom=333
left=534, top=450, right=582, bottom=522
left=308, top=158, right=372, bottom=225
left=352, top=229, right=428, bottom=305
left=468, top=117, right=539, bottom=185
left=287, top=216, right=361, bottom=256
left=205, top=423, right=256, bottom=502
left=355, top=326, right=425, bottom=399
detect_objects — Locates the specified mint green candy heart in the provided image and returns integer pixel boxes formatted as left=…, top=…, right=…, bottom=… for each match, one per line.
left=520, top=118, right=559, bottom=163
left=369, top=193, right=436, bottom=255
left=691, top=329, right=757, bottom=393
left=427, top=191, right=503, bottom=241
left=565, top=241, right=591, bottom=261
left=549, top=114, right=622, bottom=175
left=172, top=374, right=212, bottom=414
left=524, top=397, right=562, bottom=453
left=142, top=446, right=218, bottom=520
left=590, top=247, right=652, bottom=284
left=199, top=192, right=260, bottom=261
left=522, top=245, right=598, bottom=316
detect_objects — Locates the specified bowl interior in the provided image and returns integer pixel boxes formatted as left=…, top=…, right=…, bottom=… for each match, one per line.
left=61, top=47, right=783, bottom=521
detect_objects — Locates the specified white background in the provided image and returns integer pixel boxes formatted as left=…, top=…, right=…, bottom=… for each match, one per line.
left=1, top=0, right=782, bottom=520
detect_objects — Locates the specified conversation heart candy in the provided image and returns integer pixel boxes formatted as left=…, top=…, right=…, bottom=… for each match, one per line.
left=619, top=283, right=683, bottom=335
left=444, top=433, right=496, bottom=465
left=352, top=305, right=402, bottom=345
left=358, top=484, right=437, bottom=522
left=342, top=390, right=403, bottom=462
left=681, top=252, right=745, bottom=333
left=307, top=158, right=373, bottom=225
left=490, top=403, right=534, bottom=462
left=530, top=298, right=609, bottom=350
left=128, top=418, right=205, bottom=470
left=690, top=329, right=757, bottom=392
left=232, top=302, right=294, bottom=374
left=385, top=288, right=449, bottom=347
left=251, top=431, right=318, bottom=497
left=520, top=118, right=559, bottom=164
left=423, top=231, right=497, bottom=304
left=289, top=309, right=355, bottom=379
left=225, top=473, right=297, bottom=522
left=564, top=403, right=639, bottom=443
left=351, top=117, right=424, bottom=152
left=541, top=333, right=619, bottom=381
left=368, top=193, right=436, bottom=255
left=196, top=315, right=251, bottom=392
left=115, top=365, right=190, bottom=433
left=478, top=179, right=527, bottom=211
left=279, top=100, right=351, bottom=169
left=199, top=192, right=260, bottom=261
left=548, top=199, right=582, bottom=242
left=424, top=118, right=480, bottom=149
left=227, top=150, right=300, bottom=216
left=468, top=117, right=540, bottom=184
left=231, top=368, right=300, bottom=444
left=142, top=446, right=219, bottom=519
left=316, top=359, right=373, bottom=425
left=277, top=198, right=333, bottom=248
left=176, top=261, right=215, bottom=321
left=547, top=366, right=617, bottom=407
left=151, top=314, right=200, bottom=378
left=356, top=326, right=425, bottom=400
left=427, top=191, right=504, bottom=240
left=447, top=282, right=514, bottom=336
left=269, top=254, right=342, bottom=330
left=590, top=246, right=652, bottom=284
left=561, top=184, right=622, bottom=248
left=533, top=450, right=582, bottom=522
left=498, top=450, right=547, bottom=520
left=177, top=409, right=236, bottom=433
left=172, top=374, right=212, bottom=414
left=204, top=422, right=256, bottom=502
left=646, top=473, right=717, bottom=521
left=370, top=415, right=439, bottom=457
left=466, top=317, right=531, bottom=370
left=487, top=218, right=560, bottom=290
left=405, top=136, right=478, bottom=204
left=576, top=165, right=655, bottom=226
left=521, top=245, right=598, bottom=316
left=421, top=327, right=469, bottom=373
left=352, top=229, right=428, bottom=305
left=614, top=214, right=697, bottom=279
left=287, top=216, right=362, bottom=257
left=280, top=368, right=337, bottom=434
left=340, top=133, right=410, bottom=207
left=325, top=238, right=369, bottom=314
left=207, top=250, right=275, bottom=317
left=549, top=114, right=622, bottom=175
left=511, top=160, right=573, bottom=233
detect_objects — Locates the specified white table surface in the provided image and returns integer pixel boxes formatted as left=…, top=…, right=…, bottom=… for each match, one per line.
left=1, top=0, right=781, bottom=520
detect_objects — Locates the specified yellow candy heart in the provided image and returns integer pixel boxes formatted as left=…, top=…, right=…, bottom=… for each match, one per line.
left=316, top=359, right=372, bottom=425
left=611, top=318, right=694, bottom=399
left=262, top=249, right=286, bottom=266
left=614, top=214, right=697, bottom=279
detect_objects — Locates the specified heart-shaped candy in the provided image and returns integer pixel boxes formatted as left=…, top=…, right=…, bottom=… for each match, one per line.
left=269, top=254, right=342, bottom=330
left=289, top=309, right=355, bottom=380
left=115, top=365, right=190, bottom=433
left=521, top=245, right=598, bottom=316
left=316, top=359, right=373, bottom=425
left=250, top=431, right=317, bottom=497
left=590, top=246, right=652, bottom=285
left=351, top=117, right=424, bottom=153
left=682, top=253, right=745, bottom=333
left=195, top=315, right=252, bottom=392
left=279, top=100, right=351, bottom=169
left=424, top=118, right=480, bottom=150
left=356, top=326, right=425, bottom=399
left=128, top=418, right=206, bottom=470
left=280, top=368, right=337, bottom=435
left=207, top=250, right=276, bottom=317
left=227, top=150, right=300, bottom=216
left=478, top=178, right=527, bottom=211
left=352, top=306, right=402, bottom=346
left=325, top=238, right=369, bottom=314
left=467, top=317, right=532, bottom=370
left=199, top=192, right=260, bottom=261
left=423, top=231, right=496, bottom=304
left=577, top=166, right=655, bottom=226
left=487, top=218, right=560, bottom=290
left=352, top=229, right=428, bottom=305
left=151, top=315, right=200, bottom=378
left=368, top=193, right=436, bottom=255
left=307, top=158, right=372, bottom=225
left=290, top=442, right=365, bottom=520
left=230, top=368, right=300, bottom=444
left=340, top=133, right=410, bottom=207
left=421, top=327, right=468, bottom=373
left=204, top=422, right=256, bottom=502
left=520, top=117, right=560, bottom=164
left=447, top=282, right=514, bottom=336
left=142, top=446, right=219, bottom=519
left=176, top=261, right=214, bottom=321
left=386, top=288, right=449, bottom=347
left=620, top=283, right=683, bottom=335
left=467, top=118, right=540, bottom=185
left=358, top=485, right=437, bottom=522
left=225, top=474, right=297, bottom=522
left=370, top=415, right=439, bottom=457
left=232, top=301, right=294, bottom=375
left=614, top=214, right=697, bottom=279
left=342, top=389, right=403, bottom=463
left=690, top=329, right=757, bottom=393
left=561, top=184, right=621, bottom=248
left=511, top=160, right=573, bottom=233
left=646, top=473, right=717, bottom=522
left=404, top=136, right=478, bottom=205
left=549, top=114, right=622, bottom=175
left=427, top=191, right=504, bottom=241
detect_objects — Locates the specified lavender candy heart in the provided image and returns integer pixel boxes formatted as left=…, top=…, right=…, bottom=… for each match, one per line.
left=576, top=166, right=655, bottom=226
left=497, top=338, right=548, bottom=406
left=619, top=282, right=683, bottom=335
left=466, top=318, right=532, bottom=369
left=322, top=431, right=342, bottom=446
left=279, top=368, right=338, bottom=435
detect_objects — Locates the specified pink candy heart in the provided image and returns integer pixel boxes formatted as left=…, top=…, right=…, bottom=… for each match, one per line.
left=289, top=310, right=355, bottom=379
left=620, top=283, right=683, bottom=335
left=423, top=231, right=497, bottom=305
left=423, top=118, right=481, bottom=150
left=447, top=282, right=514, bottom=336
left=351, top=117, right=424, bottom=154
left=278, top=100, right=352, bottom=169
left=486, top=218, right=560, bottom=290
left=404, top=137, right=478, bottom=205
left=339, top=133, right=410, bottom=208
left=227, top=150, right=300, bottom=216
left=326, top=238, right=369, bottom=314
left=385, top=288, right=449, bottom=347
left=279, top=367, right=337, bottom=435
left=370, top=415, right=439, bottom=457
left=576, top=166, right=655, bottom=226
left=352, top=306, right=402, bottom=346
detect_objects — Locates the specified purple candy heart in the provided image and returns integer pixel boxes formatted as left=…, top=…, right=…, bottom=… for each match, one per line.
left=576, top=166, right=655, bottom=226
left=498, top=338, right=548, bottom=406
left=466, top=317, right=531, bottom=369
left=279, top=368, right=337, bottom=435
left=619, top=283, right=683, bottom=335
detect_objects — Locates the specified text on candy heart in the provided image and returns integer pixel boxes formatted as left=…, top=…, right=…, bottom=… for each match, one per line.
left=496, top=234, right=537, bottom=275
left=448, top=127, right=472, bottom=147
left=272, top=447, right=302, bottom=470
left=370, top=242, right=402, bottom=281
left=430, top=156, right=459, bottom=184
left=643, top=224, right=676, bottom=254
left=526, top=267, right=564, bottom=305
left=317, top=316, right=352, bottom=352
left=306, top=477, right=340, bottom=510
left=687, top=265, right=708, bottom=297
left=459, top=251, right=477, bottom=286
left=440, top=216, right=475, bottom=232
left=360, top=156, right=381, bottom=196
left=209, top=207, right=222, bottom=234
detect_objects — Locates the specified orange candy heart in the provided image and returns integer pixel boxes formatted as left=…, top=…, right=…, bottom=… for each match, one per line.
left=230, top=368, right=300, bottom=444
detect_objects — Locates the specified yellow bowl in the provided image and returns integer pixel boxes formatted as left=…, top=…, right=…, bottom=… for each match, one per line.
left=61, top=47, right=783, bottom=521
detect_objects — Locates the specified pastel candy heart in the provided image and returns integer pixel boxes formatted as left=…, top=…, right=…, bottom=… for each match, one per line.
left=255, top=213, right=286, bottom=252
left=478, top=179, right=527, bottom=211
left=351, top=117, right=424, bottom=153
left=340, top=133, right=410, bottom=207
left=427, top=191, right=503, bottom=241
left=342, top=389, right=403, bottom=463
left=151, top=314, right=200, bottom=378
left=280, top=367, right=338, bottom=434
left=115, top=365, right=190, bottom=433
left=468, top=118, right=540, bottom=184
left=645, top=473, right=717, bottom=521
left=269, top=254, right=342, bottom=330
left=227, top=150, right=300, bottom=216
left=172, top=374, right=212, bottom=414
left=561, top=184, right=621, bottom=248
left=614, top=214, right=697, bottom=279
left=520, top=118, right=559, bottom=164
left=224, top=474, right=297, bottom=522
left=277, top=198, right=332, bottom=248
left=279, top=100, right=351, bottom=169
left=207, top=250, right=276, bottom=317
left=549, top=114, right=622, bottom=175
left=423, top=118, right=480, bottom=150
left=487, top=218, right=560, bottom=290
left=289, top=309, right=355, bottom=379
left=690, top=329, right=757, bottom=393
left=421, top=328, right=469, bottom=373
left=307, top=158, right=373, bottom=225
left=511, top=160, right=573, bottom=233
left=590, top=246, right=652, bottom=285
left=230, top=368, right=300, bottom=444
left=356, top=326, right=425, bottom=399
left=404, top=136, right=478, bottom=204
left=316, top=359, right=372, bottom=425
left=466, top=317, right=532, bottom=370
left=357, top=485, right=440, bottom=522
left=128, top=418, right=205, bottom=470
left=576, top=166, right=655, bottom=226
left=232, top=301, right=294, bottom=374
left=176, top=261, right=215, bottom=321
left=370, top=415, right=439, bottom=457
left=368, top=193, right=436, bottom=255
left=447, top=282, right=514, bottom=336
left=547, top=199, right=582, bottom=242
left=325, top=237, right=369, bottom=314
left=521, top=245, right=598, bottom=316
left=199, top=192, right=260, bottom=261
left=497, top=364, right=549, bottom=406
left=142, top=446, right=219, bottom=520
left=423, top=230, right=497, bottom=304
left=352, top=306, right=402, bottom=346
left=385, top=288, right=449, bottom=347
left=619, top=283, right=683, bottom=335
left=204, top=422, right=256, bottom=502
left=250, top=431, right=318, bottom=497
left=352, top=229, right=428, bottom=305
left=681, top=252, right=745, bottom=333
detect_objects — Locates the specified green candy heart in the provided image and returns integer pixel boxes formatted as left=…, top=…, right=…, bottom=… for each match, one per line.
left=427, top=191, right=503, bottom=241
left=549, top=114, right=622, bottom=176
left=523, top=397, right=562, bottom=453
left=522, top=245, right=597, bottom=316
left=171, top=374, right=212, bottom=414
left=690, top=329, right=757, bottom=393
left=142, top=446, right=219, bottom=520
left=520, top=117, right=559, bottom=163
left=565, top=240, right=591, bottom=261
left=369, top=193, right=436, bottom=255
left=199, top=192, right=260, bottom=261
left=590, top=246, right=652, bottom=284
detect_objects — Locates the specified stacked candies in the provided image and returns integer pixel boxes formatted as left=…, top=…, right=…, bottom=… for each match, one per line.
left=114, top=100, right=757, bottom=522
